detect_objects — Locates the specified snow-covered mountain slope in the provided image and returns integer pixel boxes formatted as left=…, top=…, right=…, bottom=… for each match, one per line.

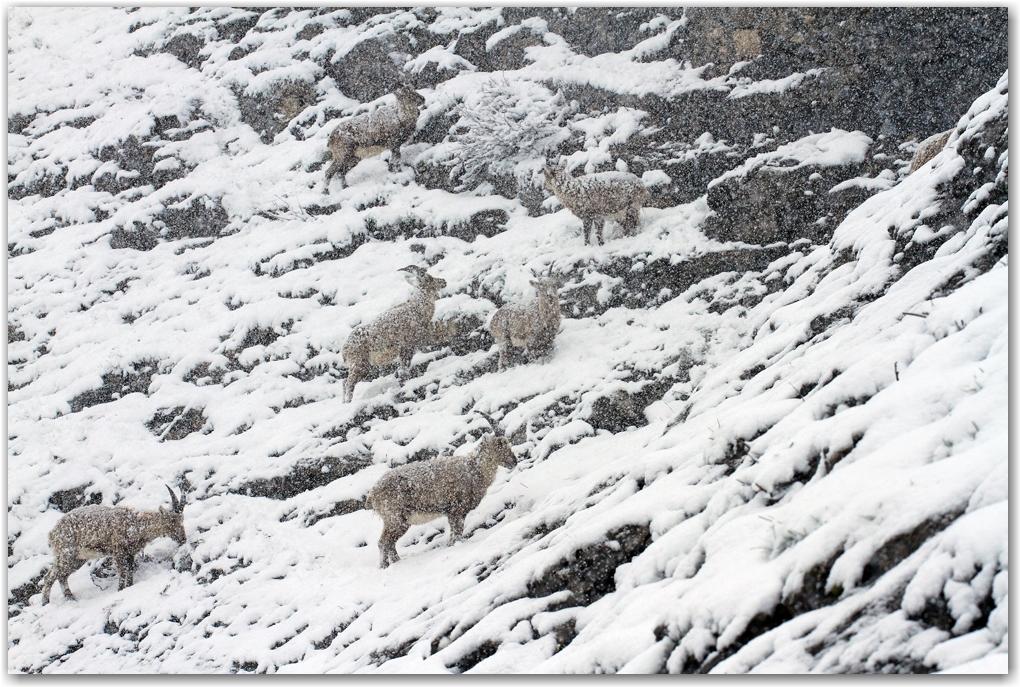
left=7, top=8, right=1007, bottom=674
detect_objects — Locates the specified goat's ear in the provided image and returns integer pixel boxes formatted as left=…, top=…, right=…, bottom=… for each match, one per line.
left=529, top=279, right=541, bottom=287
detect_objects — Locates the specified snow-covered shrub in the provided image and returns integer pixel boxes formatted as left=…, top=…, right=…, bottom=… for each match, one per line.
left=441, top=77, right=573, bottom=185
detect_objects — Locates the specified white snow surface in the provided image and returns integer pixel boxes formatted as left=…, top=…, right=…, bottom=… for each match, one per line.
left=7, top=8, right=1008, bottom=675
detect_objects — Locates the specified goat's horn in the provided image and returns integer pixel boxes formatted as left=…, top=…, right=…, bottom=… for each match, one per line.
left=166, top=484, right=179, bottom=512
left=477, top=411, right=504, bottom=437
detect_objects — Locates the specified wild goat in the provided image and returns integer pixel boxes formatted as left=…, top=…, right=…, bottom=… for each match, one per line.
left=489, top=277, right=563, bottom=370
left=544, top=160, right=648, bottom=245
left=909, top=129, right=954, bottom=173
left=40, top=486, right=187, bottom=605
left=324, top=85, right=426, bottom=189
left=366, top=414, right=517, bottom=568
left=342, top=265, right=447, bottom=403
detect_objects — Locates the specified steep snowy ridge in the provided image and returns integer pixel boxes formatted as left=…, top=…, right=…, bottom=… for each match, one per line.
left=7, top=8, right=1007, bottom=674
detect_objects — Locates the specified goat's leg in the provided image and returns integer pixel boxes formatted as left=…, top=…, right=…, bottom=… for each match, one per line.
left=447, top=514, right=465, bottom=545
left=324, top=159, right=341, bottom=186
left=344, top=363, right=366, bottom=403
left=397, top=347, right=414, bottom=381
left=595, top=219, right=605, bottom=246
left=497, top=340, right=508, bottom=371
left=40, top=568, right=56, bottom=605
left=115, top=551, right=134, bottom=590
left=625, top=204, right=640, bottom=236
left=323, top=147, right=350, bottom=188
left=48, top=556, right=83, bottom=602
left=58, top=575, right=77, bottom=602
left=500, top=333, right=517, bottom=371
left=388, top=145, right=402, bottom=172
left=379, top=520, right=408, bottom=568
left=582, top=219, right=592, bottom=245
left=116, top=555, right=127, bottom=591
left=336, top=154, right=359, bottom=184
left=325, top=146, right=357, bottom=189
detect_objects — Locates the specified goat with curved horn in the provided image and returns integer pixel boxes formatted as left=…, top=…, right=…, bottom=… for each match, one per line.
left=366, top=430, right=517, bottom=567
left=476, top=411, right=505, bottom=437
left=166, top=485, right=186, bottom=514
left=341, top=265, right=448, bottom=403
left=40, top=486, right=188, bottom=604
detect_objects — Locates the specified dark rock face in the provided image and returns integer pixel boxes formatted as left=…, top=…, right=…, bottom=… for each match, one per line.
left=674, top=7, right=1007, bottom=140
left=237, top=80, right=318, bottom=144
left=156, top=196, right=229, bottom=241
left=48, top=483, right=103, bottom=513
left=146, top=406, right=207, bottom=441
left=110, top=225, right=160, bottom=251
left=322, top=37, right=412, bottom=103
left=162, top=32, right=206, bottom=70
left=702, top=135, right=909, bottom=245
left=558, top=245, right=793, bottom=319
left=892, top=81, right=1008, bottom=276
left=543, top=7, right=670, bottom=57
left=537, top=8, right=1006, bottom=210
left=586, top=376, right=679, bottom=433
left=236, top=455, right=372, bottom=501
left=69, top=360, right=161, bottom=412
left=527, top=524, right=652, bottom=607
left=218, top=12, right=262, bottom=43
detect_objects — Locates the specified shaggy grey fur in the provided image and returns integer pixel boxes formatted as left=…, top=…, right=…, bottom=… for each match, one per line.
left=544, top=161, right=648, bottom=245
left=40, top=486, right=187, bottom=605
left=367, top=433, right=517, bottom=568
left=324, top=86, right=425, bottom=188
left=341, top=266, right=447, bottom=403
left=489, top=277, right=562, bottom=370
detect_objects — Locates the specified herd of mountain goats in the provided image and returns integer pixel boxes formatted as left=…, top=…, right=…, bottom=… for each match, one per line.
left=39, top=83, right=957, bottom=601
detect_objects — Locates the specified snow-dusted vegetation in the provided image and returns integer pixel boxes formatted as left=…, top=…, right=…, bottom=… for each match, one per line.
left=7, top=7, right=1007, bottom=674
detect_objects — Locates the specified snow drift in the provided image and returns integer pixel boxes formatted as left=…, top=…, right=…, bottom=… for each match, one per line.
left=7, top=7, right=1007, bottom=674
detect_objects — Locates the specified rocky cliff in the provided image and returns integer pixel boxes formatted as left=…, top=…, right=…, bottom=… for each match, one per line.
left=7, top=7, right=1008, bottom=674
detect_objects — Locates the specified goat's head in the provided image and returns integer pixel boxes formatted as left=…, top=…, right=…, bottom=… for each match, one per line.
left=476, top=412, right=517, bottom=469
left=480, top=434, right=517, bottom=470
left=529, top=277, right=562, bottom=299
left=395, top=85, right=426, bottom=108
left=400, top=265, right=446, bottom=294
left=159, top=485, right=188, bottom=545
left=543, top=159, right=567, bottom=190
left=399, top=264, right=425, bottom=285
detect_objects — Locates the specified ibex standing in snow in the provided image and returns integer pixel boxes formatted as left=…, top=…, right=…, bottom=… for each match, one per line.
left=324, top=85, right=426, bottom=189
left=342, top=265, right=447, bottom=403
left=40, top=486, right=187, bottom=605
left=489, top=277, right=563, bottom=370
left=544, top=160, right=648, bottom=245
left=366, top=414, right=517, bottom=568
